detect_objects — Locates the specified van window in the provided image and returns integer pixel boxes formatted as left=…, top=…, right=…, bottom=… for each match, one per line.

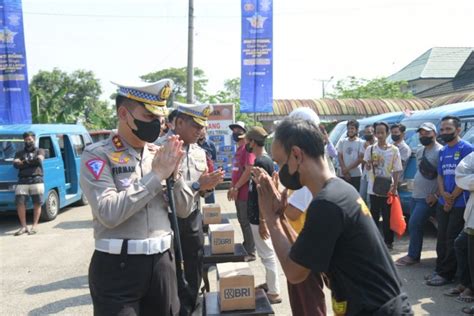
left=71, top=134, right=85, bottom=155
left=39, top=136, right=56, bottom=158
left=462, top=126, right=474, bottom=144
left=0, top=135, right=24, bottom=163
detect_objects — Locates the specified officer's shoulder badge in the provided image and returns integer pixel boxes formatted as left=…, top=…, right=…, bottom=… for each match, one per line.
left=112, top=135, right=126, bottom=151
left=86, top=158, right=106, bottom=180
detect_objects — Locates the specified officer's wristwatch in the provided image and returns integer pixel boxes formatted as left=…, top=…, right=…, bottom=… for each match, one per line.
left=191, top=181, right=201, bottom=192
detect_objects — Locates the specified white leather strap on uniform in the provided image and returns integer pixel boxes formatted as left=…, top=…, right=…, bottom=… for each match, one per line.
left=95, top=235, right=172, bottom=255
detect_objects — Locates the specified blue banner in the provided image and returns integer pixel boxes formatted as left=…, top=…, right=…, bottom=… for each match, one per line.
left=240, top=0, right=273, bottom=113
left=0, top=0, right=31, bottom=124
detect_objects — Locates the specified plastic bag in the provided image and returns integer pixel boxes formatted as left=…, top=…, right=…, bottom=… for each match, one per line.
left=387, top=193, right=406, bottom=238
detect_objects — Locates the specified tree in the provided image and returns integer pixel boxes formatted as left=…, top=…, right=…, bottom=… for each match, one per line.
left=140, top=67, right=208, bottom=105
left=329, top=77, right=413, bottom=99
left=29, top=68, right=116, bottom=130
left=206, top=78, right=261, bottom=127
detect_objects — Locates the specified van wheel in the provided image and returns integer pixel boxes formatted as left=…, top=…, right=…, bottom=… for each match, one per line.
left=41, top=190, right=59, bottom=221
left=75, top=193, right=89, bottom=206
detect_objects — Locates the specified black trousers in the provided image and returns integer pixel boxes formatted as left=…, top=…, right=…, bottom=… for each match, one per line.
left=435, top=204, right=465, bottom=280
left=370, top=194, right=394, bottom=245
left=469, top=233, right=474, bottom=290
left=454, top=231, right=473, bottom=289
left=343, top=176, right=361, bottom=192
left=177, top=209, right=204, bottom=316
left=89, top=242, right=179, bottom=316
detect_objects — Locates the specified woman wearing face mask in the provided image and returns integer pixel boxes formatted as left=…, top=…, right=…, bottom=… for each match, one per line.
left=227, top=121, right=257, bottom=260
left=396, top=122, right=442, bottom=267
left=253, top=118, right=412, bottom=316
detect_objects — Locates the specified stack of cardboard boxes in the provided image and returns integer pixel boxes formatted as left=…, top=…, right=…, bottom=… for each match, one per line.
left=202, top=203, right=257, bottom=312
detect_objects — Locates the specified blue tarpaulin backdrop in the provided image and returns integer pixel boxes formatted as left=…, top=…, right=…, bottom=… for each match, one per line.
left=240, top=0, right=273, bottom=113
left=0, top=0, right=31, bottom=124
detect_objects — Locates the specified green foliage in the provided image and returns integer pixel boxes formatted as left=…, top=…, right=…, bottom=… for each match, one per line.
left=205, top=77, right=261, bottom=127
left=140, top=67, right=208, bottom=105
left=329, top=77, right=413, bottom=99
left=29, top=68, right=116, bottom=130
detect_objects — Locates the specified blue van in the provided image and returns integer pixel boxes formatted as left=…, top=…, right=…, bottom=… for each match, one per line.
left=329, top=111, right=412, bottom=147
left=0, top=124, right=93, bottom=221
left=398, top=102, right=474, bottom=212
left=328, top=111, right=413, bottom=174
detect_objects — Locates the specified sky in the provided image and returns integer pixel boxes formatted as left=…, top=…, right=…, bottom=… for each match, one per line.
left=21, top=0, right=474, bottom=101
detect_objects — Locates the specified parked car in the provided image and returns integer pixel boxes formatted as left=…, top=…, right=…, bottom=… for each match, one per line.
left=398, top=101, right=474, bottom=213
left=0, top=124, right=93, bottom=221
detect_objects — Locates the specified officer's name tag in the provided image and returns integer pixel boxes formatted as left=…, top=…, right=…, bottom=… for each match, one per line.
left=112, top=166, right=135, bottom=176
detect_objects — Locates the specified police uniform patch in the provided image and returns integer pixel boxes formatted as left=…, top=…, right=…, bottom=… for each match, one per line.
left=109, top=152, right=131, bottom=164
left=119, top=178, right=133, bottom=188
left=112, top=135, right=126, bottom=151
left=332, top=298, right=347, bottom=315
left=86, top=159, right=106, bottom=180
left=357, top=198, right=371, bottom=217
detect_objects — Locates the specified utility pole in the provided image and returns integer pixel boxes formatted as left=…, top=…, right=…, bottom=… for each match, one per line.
left=186, top=0, right=194, bottom=104
left=315, top=76, right=334, bottom=98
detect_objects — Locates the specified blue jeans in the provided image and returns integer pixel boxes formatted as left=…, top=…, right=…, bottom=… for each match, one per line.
left=407, top=198, right=432, bottom=260
left=359, top=175, right=369, bottom=206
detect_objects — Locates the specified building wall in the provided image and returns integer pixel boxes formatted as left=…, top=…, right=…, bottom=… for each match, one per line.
left=405, top=79, right=451, bottom=95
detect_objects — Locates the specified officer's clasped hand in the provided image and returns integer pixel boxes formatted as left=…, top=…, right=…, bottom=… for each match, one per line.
left=152, top=135, right=185, bottom=180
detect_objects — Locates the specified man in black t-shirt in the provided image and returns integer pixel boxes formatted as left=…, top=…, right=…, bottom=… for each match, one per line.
left=245, top=126, right=282, bottom=304
left=13, top=131, right=45, bottom=236
left=253, top=118, right=413, bottom=315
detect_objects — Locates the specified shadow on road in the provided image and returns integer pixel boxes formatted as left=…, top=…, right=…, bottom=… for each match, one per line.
left=27, top=293, right=91, bottom=315
left=25, top=275, right=88, bottom=295
left=54, top=219, right=92, bottom=230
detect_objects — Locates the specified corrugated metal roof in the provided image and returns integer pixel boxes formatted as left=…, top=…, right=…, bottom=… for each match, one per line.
left=430, top=91, right=474, bottom=107
left=272, top=98, right=432, bottom=116
left=388, top=47, right=474, bottom=82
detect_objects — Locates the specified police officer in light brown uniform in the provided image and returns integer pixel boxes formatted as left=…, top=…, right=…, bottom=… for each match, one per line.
left=156, top=102, right=224, bottom=315
left=80, top=79, right=192, bottom=316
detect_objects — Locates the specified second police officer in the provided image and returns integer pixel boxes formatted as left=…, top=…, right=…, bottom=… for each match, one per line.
left=156, top=102, right=224, bottom=315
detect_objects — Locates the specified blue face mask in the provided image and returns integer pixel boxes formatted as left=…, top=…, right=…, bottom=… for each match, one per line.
left=278, top=154, right=302, bottom=190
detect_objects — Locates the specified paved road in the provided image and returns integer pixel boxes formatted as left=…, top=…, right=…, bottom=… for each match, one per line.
left=0, top=190, right=468, bottom=315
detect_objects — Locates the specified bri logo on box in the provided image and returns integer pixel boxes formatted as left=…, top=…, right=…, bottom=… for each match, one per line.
left=214, top=238, right=232, bottom=245
left=223, top=287, right=251, bottom=299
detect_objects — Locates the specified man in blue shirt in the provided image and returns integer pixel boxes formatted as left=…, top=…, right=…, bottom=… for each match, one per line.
left=426, top=115, right=473, bottom=286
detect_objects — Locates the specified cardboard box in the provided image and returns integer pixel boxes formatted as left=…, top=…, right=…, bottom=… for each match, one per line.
left=209, top=224, right=234, bottom=254
left=217, top=262, right=255, bottom=312
left=202, top=204, right=222, bottom=225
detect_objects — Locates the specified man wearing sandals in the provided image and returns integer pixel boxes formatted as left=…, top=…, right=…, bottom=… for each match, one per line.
left=451, top=152, right=474, bottom=311
left=396, top=122, right=442, bottom=266
left=426, top=116, right=473, bottom=287
left=13, top=132, right=45, bottom=236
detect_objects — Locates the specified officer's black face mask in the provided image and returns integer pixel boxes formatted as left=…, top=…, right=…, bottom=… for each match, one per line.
left=126, top=109, right=161, bottom=143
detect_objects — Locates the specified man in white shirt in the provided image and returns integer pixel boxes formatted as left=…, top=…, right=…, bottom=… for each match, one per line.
left=337, top=120, right=365, bottom=191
